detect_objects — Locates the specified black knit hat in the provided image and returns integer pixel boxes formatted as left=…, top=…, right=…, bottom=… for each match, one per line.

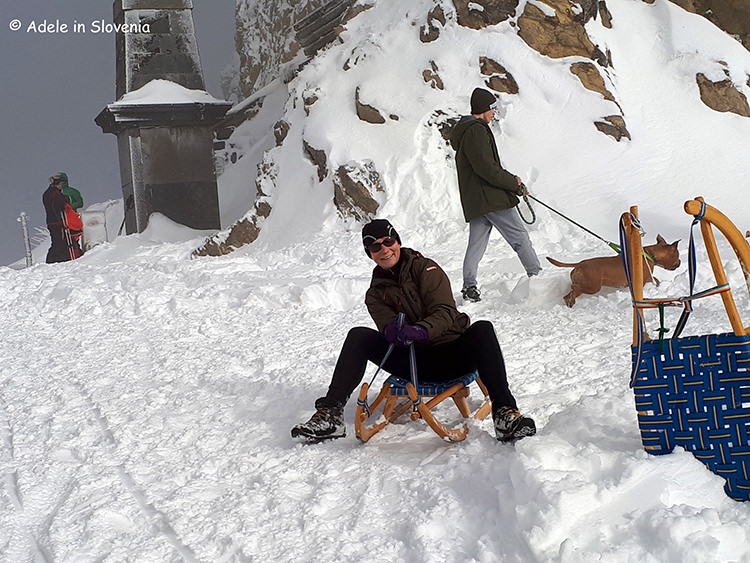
left=362, top=219, right=400, bottom=256
left=470, top=87, right=497, bottom=115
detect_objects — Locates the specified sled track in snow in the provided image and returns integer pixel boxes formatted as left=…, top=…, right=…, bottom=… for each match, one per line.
left=0, top=395, right=21, bottom=511
left=71, top=379, right=201, bottom=563
left=1, top=393, right=76, bottom=563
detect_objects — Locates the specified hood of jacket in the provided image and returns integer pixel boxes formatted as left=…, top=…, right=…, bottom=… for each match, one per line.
left=450, top=115, right=486, bottom=151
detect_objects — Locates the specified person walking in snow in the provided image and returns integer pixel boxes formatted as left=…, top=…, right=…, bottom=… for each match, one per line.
left=291, top=219, right=536, bottom=443
left=450, top=87, right=542, bottom=303
left=43, top=175, right=81, bottom=263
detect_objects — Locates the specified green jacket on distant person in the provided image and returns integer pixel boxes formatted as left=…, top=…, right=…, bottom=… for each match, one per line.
left=57, top=172, right=84, bottom=211
left=450, top=116, right=519, bottom=222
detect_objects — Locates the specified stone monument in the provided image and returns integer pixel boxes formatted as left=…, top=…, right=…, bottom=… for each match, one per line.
left=95, top=0, right=231, bottom=234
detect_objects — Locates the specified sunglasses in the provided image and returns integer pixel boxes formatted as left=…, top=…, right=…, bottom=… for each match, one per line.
left=367, top=237, right=397, bottom=254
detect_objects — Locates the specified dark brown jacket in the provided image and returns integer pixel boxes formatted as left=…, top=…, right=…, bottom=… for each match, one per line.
left=365, top=248, right=470, bottom=346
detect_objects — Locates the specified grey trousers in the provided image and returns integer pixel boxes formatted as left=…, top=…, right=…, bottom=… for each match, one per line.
left=462, top=208, right=542, bottom=289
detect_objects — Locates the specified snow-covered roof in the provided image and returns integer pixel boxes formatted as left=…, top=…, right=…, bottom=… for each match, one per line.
left=113, top=79, right=227, bottom=106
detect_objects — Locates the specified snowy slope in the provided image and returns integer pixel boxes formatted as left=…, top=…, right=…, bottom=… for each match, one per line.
left=2, top=0, right=750, bottom=561
left=219, top=0, right=750, bottom=254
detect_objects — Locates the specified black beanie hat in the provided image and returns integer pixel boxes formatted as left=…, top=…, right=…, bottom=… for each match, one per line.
left=470, top=87, right=497, bottom=115
left=362, top=219, right=400, bottom=256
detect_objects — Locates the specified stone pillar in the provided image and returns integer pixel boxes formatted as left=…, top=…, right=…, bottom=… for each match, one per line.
left=115, top=0, right=205, bottom=99
left=96, top=93, right=231, bottom=233
left=96, top=0, right=230, bottom=234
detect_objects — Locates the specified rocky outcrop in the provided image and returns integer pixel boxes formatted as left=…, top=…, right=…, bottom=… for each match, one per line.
left=452, top=0, right=518, bottom=29
left=235, top=1, right=306, bottom=97
left=192, top=215, right=261, bottom=257
left=668, top=0, right=750, bottom=51
left=594, top=115, right=631, bottom=141
left=477, top=0, right=626, bottom=139
left=274, top=120, right=290, bottom=146
left=570, top=62, right=628, bottom=138
left=333, top=162, right=382, bottom=221
left=355, top=87, right=386, bottom=124
left=428, top=110, right=461, bottom=144
left=696, top=73, right=750, bottom=117
left=302, top=89, right=320, bottom=116
left=420, top=5, right=446, bottom=43
left=599, top=1, right=613, bottom=29
left=304, top=141, right=329, bottom=181
left=192, top=184, right=272, bottom=257
left=480, top=57, right=519, bottom=95
left=517, top=0, right=607, bottom=65
left=423, top=61, right=445, bottom=90
left=235, top=0, right=354, bottom=98
left=570, top=62, right=615, bottom=102
left=193, top=150, right=277, bottom=257
left=647, top=1, right=750, bottom=118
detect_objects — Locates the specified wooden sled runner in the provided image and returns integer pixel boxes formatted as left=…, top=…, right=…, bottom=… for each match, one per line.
left=355, top=371, right=491, bottom=443
left=354, top=314, right=491, bottom=443
left=621, top=199, right=750, bottom=501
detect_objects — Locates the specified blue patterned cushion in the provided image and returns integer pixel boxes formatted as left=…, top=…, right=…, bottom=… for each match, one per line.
left=385, top=371, right=479, bottom=397
left=632, top=332, right=750, bottom=501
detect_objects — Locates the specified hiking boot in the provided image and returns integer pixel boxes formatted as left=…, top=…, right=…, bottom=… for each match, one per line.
left=493, top=406, right=536, bottom=442
left=462, top=285, right=481, bottom=302
left=291, top=405, right=346, bottom=442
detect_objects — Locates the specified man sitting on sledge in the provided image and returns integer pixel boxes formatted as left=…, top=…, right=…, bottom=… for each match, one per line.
left=291, top=219, right=536, bottom=443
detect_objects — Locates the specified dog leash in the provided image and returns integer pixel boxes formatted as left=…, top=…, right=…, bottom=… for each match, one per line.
left=523, top=190, right=661, bottom=266
left=522, top=189, right=622, bottom=254
left=517, top=190, right=537, bottom=225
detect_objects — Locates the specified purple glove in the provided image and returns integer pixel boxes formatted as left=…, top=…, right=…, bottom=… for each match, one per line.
left=383, top=319, right=400, bottom=343
left=397, top=324, right=429, bottom=345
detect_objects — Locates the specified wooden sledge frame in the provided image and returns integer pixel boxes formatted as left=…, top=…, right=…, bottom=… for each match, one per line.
left=621, top=199, right=750, bottom=501
left=623, top=198, right=750, bottom=343
left=354, top=373, right=492, bottom=443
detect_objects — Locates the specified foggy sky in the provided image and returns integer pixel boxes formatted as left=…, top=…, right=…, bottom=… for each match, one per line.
left=0, top=0, right=235, bottom=266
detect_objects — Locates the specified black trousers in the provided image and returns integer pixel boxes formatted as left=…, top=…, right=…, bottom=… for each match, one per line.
left=46, top=223, right=71, bottom=263
left=319, top=320, right=517, bottom=410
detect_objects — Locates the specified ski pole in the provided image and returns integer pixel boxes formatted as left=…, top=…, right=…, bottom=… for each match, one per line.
left=525, top=192, right=621, bottom=254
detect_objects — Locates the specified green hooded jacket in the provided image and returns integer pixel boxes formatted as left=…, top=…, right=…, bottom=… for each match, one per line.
left=57, top=172, right=84, bottom=211
left=450, top=115, right=519, bottom=222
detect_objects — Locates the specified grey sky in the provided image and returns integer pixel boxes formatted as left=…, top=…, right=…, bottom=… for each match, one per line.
left=0, top=1, right=236, bottom=266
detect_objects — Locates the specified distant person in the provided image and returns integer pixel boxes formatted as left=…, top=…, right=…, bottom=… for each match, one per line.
left=43, top=175, right=81, bottom=263
left=450, top=88, right=542, bottom=302
left=55, top=172, right=84, bottom=211
left=291, top=219, right=536, bottom=444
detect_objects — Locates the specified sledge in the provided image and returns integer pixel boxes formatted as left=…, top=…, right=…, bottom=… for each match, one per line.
left=354, top=314, right=491, bottom=443
left=355, top=371, right=491, bottom=443
left=621, top=199, right=750, bottom=501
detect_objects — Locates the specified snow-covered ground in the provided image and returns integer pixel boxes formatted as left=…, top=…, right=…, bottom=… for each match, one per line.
left=3, top=0, right=750, bottom=561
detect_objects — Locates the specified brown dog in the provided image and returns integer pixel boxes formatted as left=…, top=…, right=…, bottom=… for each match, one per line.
left=547, top=235, right=681, bottom=307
